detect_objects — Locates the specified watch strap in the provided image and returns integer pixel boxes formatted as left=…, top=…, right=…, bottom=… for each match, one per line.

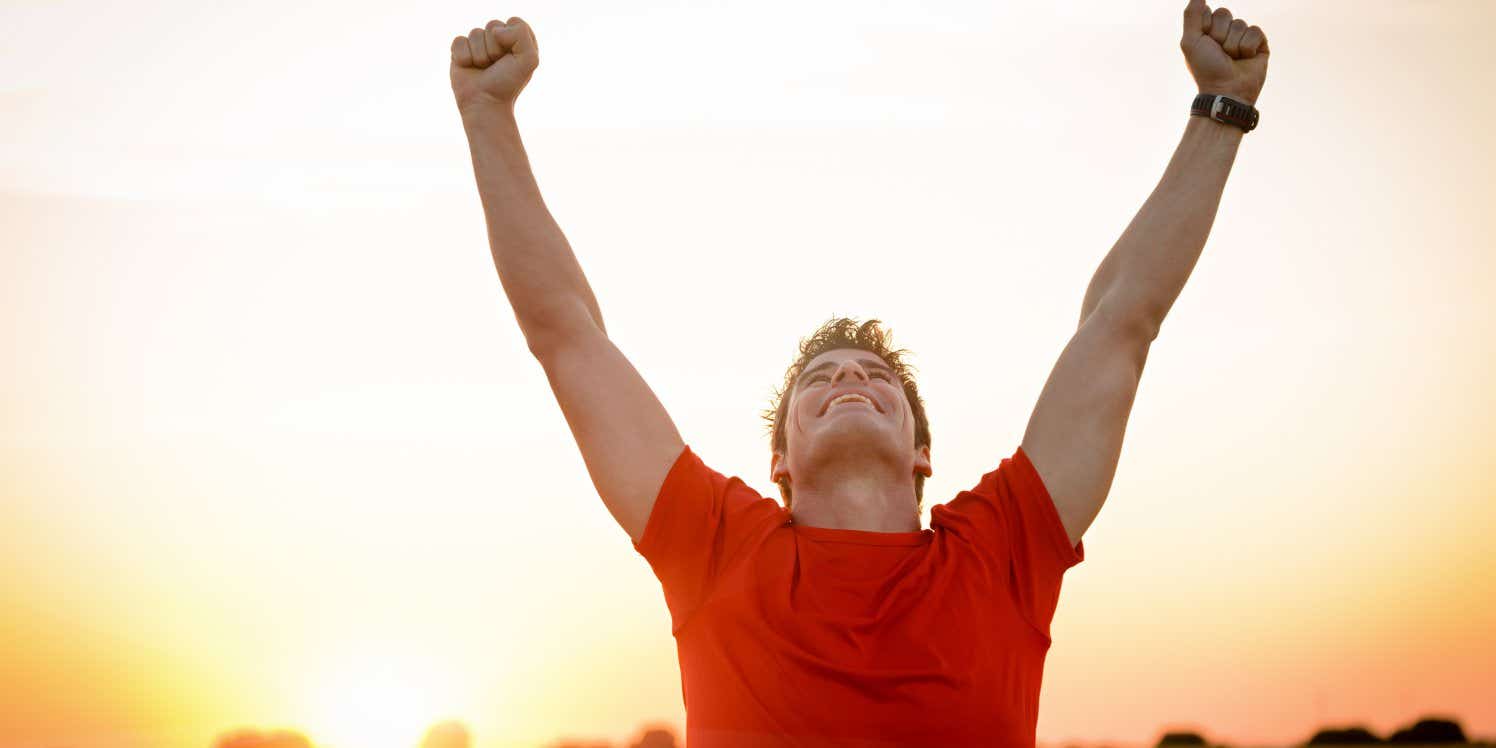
left=1191, top=92, right=1259, bottom=133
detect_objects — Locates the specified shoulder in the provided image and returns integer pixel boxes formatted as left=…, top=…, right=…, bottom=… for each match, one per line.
left=635, top=444, right=786, bottom=555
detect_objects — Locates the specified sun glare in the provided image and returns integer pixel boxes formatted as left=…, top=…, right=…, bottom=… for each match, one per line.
left=306, top=662, right=461, bottom=748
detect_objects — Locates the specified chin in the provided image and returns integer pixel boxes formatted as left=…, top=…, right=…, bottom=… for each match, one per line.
left=803, top=427, right=902, bottom=459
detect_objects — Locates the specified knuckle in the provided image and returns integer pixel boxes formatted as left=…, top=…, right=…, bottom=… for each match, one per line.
left=1212, top=7, right=1231, bottom=16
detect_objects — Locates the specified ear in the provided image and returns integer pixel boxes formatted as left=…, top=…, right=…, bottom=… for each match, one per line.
left=914, top=444, right=932, bottom=478
left=770, top=450, right=789, bottom=484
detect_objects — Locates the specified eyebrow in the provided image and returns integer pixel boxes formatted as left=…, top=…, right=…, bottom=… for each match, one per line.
left=797, top=357, right=894, bottom=386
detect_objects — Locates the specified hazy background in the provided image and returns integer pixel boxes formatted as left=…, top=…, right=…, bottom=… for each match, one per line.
left=3, top=0, right=1493, bottom=747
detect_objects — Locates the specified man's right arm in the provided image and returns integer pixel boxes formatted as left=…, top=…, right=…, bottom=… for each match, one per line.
left=452, top=18, right=684, bottom=544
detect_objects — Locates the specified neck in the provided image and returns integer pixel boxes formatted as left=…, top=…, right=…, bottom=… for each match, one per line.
left=788, top=460, right=921, bottom=532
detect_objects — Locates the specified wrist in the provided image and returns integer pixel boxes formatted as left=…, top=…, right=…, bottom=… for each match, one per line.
left=458, top=95, right=518, bottom=128
left=1186, top=112, right=1246, bottom=141
left=1191, top=91, right=1258, bottom=134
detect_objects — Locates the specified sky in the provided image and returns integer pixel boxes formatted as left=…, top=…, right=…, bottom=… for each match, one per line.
left=3, top=1, right=1495, bottom=747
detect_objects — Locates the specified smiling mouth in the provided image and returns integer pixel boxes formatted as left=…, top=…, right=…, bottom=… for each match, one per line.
left=821, top=394, right=880, bottom=415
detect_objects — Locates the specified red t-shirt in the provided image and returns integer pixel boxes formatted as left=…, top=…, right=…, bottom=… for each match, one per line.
left=632, top=444, right=1085, bottom=748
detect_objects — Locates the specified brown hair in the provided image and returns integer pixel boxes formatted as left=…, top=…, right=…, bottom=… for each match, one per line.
left=760, top=316, right=931, bottom=513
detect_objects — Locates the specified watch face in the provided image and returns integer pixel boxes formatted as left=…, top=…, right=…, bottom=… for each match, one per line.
left=1214, top=98, right=1255, bottom=130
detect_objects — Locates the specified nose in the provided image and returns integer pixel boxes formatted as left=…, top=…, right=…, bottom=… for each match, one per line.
left=831, top=359, right=870, bottom=386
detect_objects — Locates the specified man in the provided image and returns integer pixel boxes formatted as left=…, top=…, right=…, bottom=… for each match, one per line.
left=449, top=2, right=1268, bottom=745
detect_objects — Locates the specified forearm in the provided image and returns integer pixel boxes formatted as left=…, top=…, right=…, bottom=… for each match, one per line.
left=461, top=104, right=607, bottom=348
left=1079, top=113, right=1246, bottom=334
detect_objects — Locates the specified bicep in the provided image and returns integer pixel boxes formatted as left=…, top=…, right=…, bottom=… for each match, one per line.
left=1020, top=303, right=1155, bottom=547
left=533, top=325, right=685, bottom=545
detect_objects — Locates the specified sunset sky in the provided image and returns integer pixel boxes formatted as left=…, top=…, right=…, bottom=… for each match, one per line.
left=3, top=1, right=1494, bottom=747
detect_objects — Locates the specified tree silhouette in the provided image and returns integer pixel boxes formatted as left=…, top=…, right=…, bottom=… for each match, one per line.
left=212, top=729, right=313, bottom=748
left=629, top=726, right=680, bottom=748
left=1307, top=726, right=1383, bottom=744
left=1156, top=732, right=1208, bottom=746
left=421, top=720, right=472, bottom=748
left=1389, top=717, right=1467, bottom=743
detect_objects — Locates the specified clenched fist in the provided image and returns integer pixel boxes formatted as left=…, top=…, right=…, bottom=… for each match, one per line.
left=1181, top=0, right=1269, bottom=105
left=450, top=17, right=538, bottom=117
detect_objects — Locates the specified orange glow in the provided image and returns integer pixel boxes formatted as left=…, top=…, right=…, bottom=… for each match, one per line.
left=3, top=2, right=1494, bottom=748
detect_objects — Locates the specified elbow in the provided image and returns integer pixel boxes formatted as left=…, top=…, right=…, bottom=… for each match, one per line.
left=1083, top=291, right=1166, bottom=345
left=524, top=321, right=603, bottom=361
left=519, top=299, right=606, bottom=359
left=1128, top=304, right=1165, bottom=343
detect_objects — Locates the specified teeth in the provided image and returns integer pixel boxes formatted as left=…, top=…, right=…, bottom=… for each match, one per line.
left=830, top=394, right=872, bottom=408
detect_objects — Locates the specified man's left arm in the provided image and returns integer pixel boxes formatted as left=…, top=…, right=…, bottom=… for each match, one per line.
left=1021, top=0, right=1270, bottom=548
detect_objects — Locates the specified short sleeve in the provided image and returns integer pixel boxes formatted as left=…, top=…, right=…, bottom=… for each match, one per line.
left=632, top=444, right=785, bottom=634
left=936, top=446, right=1084, bottom=643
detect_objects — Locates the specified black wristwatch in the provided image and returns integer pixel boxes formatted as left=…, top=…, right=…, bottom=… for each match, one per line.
left=1191, top=92, right=1259, bottom=133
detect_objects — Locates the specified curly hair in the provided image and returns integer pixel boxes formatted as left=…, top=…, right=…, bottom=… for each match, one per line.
left=760, top=316, right=931, bottom=513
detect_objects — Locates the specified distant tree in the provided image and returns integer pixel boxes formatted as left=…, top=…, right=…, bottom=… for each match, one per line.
left=212, top=729, right=313, bottom=748
left=1157, top=732, right=1208, bottom=746
left=1388, top=717, right=1467, bottom=743
left=629, top=726, right=680, bottom=748
left=1308, top=726, right=1384, bottom=744
left=421, top=721, right=472, bottom=748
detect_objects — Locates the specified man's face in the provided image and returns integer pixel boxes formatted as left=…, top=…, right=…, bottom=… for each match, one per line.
left=770, top=348, right=931, bottom=490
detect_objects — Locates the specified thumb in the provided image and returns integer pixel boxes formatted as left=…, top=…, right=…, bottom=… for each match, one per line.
left=1181, top=0, right=1210, bottom=44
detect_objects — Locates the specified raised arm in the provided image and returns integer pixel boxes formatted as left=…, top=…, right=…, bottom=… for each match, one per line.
left=1020, top=0, right=1270, bottom=547
left=452, top=19, right=684, bottom=544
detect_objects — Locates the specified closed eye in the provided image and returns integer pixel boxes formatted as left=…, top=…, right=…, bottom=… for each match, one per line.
left=806, top=371, right=891, bottom=385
